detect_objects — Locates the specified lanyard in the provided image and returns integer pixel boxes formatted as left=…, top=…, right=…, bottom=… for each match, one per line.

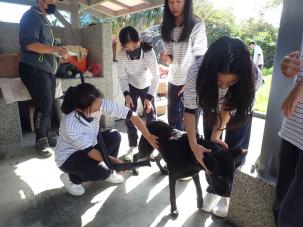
left=32, top=8, right=57, bottom=69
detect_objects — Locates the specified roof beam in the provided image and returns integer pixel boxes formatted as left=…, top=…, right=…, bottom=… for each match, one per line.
left=0, top=0, right=70, bottom=11
left=81, top=0, right=106, bottom=10
left=93, top=4, right=115, bottom=17
left=54, top=11, right=71, bottom=27
left=85, top=8, right=110, bottom=18
left=111, top=0, right=130, bottom=10
left=115, top=0, right=163, bottom=17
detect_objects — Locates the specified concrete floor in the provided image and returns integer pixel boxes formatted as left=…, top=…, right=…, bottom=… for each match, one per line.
left=0, top=115, right=265, bottom=227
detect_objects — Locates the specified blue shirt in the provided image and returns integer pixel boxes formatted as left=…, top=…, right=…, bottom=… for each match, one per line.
left=19, top=6, right=59, bottom=74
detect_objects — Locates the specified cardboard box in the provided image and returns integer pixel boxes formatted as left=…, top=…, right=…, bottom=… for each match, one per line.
left=0, top=53, right=20, bottom=78
left=157, top=79, right=167, bottom=95
left=156, top=98, right=167, bottom=116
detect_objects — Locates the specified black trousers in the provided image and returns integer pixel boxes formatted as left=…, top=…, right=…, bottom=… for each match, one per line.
left=19, top=62, right=56, bottom=140
left=167, top=83, right=184, bottom=130
left=203, top=117, right=253, bottom=195
left=60, top=129, right=121, bottom=184
left=125, top=85, right=156, bottom=147
left=273, top=139, right=303, bottom=227
left=168, top=83, right=201, bottom=131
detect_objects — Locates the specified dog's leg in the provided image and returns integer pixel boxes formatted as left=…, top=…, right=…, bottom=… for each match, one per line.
left=155, top=154, right=169, bottom=175
left=192, top=173, right=203, bottom=209
left=169, top=175, right=179, bottom=218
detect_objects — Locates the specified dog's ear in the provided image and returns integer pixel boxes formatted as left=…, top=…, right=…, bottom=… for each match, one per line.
left=229, top=147, right=248, bottom=158
left=203, top=153, right=217, bottom=172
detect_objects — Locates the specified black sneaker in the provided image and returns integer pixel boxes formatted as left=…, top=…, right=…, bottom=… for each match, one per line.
left=35, top=137, right=53, bottom=157
left=48, top=131, right=58, bottom=147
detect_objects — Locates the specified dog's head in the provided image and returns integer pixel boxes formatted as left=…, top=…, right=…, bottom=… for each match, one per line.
left=199, top=138, right=247, bottom=196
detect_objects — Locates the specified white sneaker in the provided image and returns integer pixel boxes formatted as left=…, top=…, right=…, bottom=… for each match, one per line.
left=104, top=171, right=124, bottom=184
left=125, top=147, right=136, bottom=161
left=201, top=192, right=221, bottom=213
left=212, top=196, right=230, bottom=217
left=60, top=173, right=85, bottom=196
left=179, top=177, right=192, bottom=181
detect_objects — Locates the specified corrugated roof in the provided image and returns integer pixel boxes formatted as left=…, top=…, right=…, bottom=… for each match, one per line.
left=3, top=0, right=163, bottom=18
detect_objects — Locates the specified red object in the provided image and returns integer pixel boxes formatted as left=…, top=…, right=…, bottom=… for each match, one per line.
left=68, top=49, right=88, bottom=73
left=88, top=63, right=102, bottom=77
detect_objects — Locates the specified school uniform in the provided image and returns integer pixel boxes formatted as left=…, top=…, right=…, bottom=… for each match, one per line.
left=184, top=57, right=264, bottom=195
left=274, top=73, right=303, bottom=227
left=162, top=19, right=207, bottom=130
left=55, top=99, right=132, bottom=184
left=118, top=48, right=159, bottom=147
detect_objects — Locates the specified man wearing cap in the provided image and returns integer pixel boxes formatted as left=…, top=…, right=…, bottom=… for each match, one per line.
left=19, top=0, right=69, bottom=157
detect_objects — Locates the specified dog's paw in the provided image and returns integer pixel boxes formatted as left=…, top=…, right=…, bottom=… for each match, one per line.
left=132, top=169, right=139, bottom=176
left=170, top=209, right=179, bottom=218
left=160, top=167, right=169, bottom=175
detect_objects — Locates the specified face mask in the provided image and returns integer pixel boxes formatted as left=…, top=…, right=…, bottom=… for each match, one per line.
left=126, top=47, right=141, bottom=60
left=46, top=4, right=56, bottom=14
left=90, top=111, right=102, bottom=120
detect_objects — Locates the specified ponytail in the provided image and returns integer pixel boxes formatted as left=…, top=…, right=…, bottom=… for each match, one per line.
left=61, top=86, right=76, bottom=114
left=61, top=83, right=102, bottom=114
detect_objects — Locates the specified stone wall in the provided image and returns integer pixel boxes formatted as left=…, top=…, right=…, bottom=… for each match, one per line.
left=0, top=21, right=115, bottom=145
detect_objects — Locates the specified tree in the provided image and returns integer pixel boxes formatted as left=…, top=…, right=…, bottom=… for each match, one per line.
left=194, top=0, right=278, bottom=68
left=195, top=0, right=237, bottom=46
left=236, top=19, right=278, bottom=68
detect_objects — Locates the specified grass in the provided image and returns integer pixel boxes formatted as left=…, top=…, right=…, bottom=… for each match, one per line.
left=254, top=72, right=272, bottom=114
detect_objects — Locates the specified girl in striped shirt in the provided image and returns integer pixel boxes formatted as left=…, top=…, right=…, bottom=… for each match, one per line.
left=274, top=51, right=303, bottom=227
left=118, top=26, right=159, bottom=161
left=183, top=36, right=263, bottom=217
left=161, top=0, right=207, bottom=130
left=55, top=83, right=158, bottom=196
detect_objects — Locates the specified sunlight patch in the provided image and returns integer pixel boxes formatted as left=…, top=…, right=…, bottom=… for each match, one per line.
left=146, top=176, right=168, bottom=203
left=82, top=186, right=117, bottom=226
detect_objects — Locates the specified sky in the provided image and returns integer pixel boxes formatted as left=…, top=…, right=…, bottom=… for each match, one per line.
left=211, top=0, right=282, bottom=27
left=0, top=1, right=282, bottom=27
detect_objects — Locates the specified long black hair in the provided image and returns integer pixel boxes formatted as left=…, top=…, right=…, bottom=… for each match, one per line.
left=196, top=36, right=256, bottom=129
left=160, top=0, right=195, bottom=42
left=119, top=26, right=152, bottom=52
left=61, top=83, right=101, bottom=115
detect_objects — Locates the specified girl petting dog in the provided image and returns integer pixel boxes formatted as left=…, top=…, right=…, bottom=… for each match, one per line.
left=184, top=36, right=264, bottom=217
left=55, top=83, right=158, bottom=196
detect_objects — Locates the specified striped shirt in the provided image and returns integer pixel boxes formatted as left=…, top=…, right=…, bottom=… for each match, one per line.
left=55, top=99, right=131, bottom=167
left=279, top=75, right=303, bottom=150
left=184, top=57, right=264, bottom=111
left=118, top=48, right=159, bottom=98
left=162, top=20, right=207, bottom=86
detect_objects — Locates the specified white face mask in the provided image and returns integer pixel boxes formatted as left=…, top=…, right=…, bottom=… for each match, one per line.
left=90, top=111, right=102, bottom=120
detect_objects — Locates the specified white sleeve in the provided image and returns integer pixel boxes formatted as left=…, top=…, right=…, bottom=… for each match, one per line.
left=101, top=99, right=130, bottom=119
left=191, top=21, right=208, bottom=57
left=117, top=52, right=130, bottom=94
left=184, top=62, right=200, bottom=110
left=162, top=40, right=173, bottom=55
left=147, top=49, right=160, bottom=98
left=255, top=46, right=262, bottom=55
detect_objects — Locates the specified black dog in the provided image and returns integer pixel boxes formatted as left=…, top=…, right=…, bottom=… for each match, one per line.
left=134, top=121, right=246, bottom=217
